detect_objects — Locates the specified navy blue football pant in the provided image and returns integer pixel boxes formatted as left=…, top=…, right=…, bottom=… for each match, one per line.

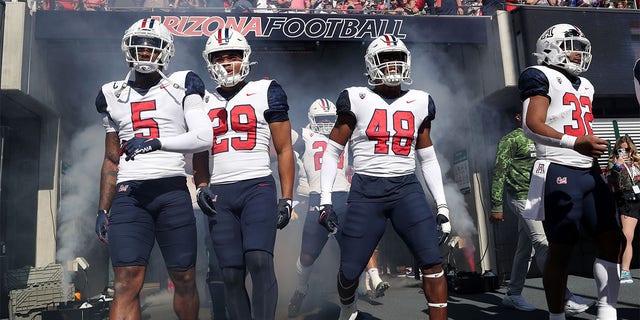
left=108, top=176, right=197, bottom=271
left=299, top=191, right=348, bottom=263
left=339, top=175, right=442, bottom=281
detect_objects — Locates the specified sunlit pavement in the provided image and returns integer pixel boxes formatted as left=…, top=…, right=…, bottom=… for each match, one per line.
left=139, top=269, right=639, bottom=320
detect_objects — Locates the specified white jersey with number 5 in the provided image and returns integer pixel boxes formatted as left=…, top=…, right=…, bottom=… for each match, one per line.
left=203, top=79, right=290, bottom=184
left=300, top=127, right=350, bottom=193
left=521, top=66, right=595, bottom=168
left=337, top=87, right=434, bottom=177
left=97, top=70, right=202, bottom=183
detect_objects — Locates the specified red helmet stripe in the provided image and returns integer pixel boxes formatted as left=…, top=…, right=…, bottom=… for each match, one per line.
left=141, top=18, right=147, bottom=28
left=217, top=28, right=223, bottom=44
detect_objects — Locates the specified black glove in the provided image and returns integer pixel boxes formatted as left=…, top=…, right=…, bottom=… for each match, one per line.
left=123, top=137, right=161, bottom=161
left=95, top=210, right=109, bottom=245
left=317, top=204, right=338, bottom=235
left=277, top=198, right=292, bottom=229
left=196, top=186, right=217, bottom=217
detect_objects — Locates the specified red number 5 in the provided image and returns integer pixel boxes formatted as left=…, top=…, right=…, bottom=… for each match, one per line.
left=130, top=101, right=159, bottom=138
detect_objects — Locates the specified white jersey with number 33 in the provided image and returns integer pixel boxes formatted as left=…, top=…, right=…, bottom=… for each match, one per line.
left=340, top=87, right=433, bottom=177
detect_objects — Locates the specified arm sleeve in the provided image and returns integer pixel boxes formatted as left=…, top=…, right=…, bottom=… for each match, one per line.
left=518, top=68, right=550, bottom=102
left=335, top=90, right=355, bottom=118
left=96, top=88, right=117, bottom=133
left=264, top=81, right=290, bottom=123
left=419, top=95, right=436, bottom=128
left=158, top=94, right=213, bottom=153
left=320, top=139, right=345, bottom=205
left=490, top=135, right=511, bottom=212
left=416, top=146, right=447, bottom=206
left=184, top=71, right=206, bottom=97
left=519, top=68, right=577, bottom=148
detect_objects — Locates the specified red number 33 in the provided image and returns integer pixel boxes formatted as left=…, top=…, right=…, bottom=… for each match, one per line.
left=563, top=92, right=593, bottom=136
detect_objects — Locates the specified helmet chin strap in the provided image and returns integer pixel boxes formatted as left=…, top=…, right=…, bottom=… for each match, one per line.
left=114, top=66, right=185, bottom=98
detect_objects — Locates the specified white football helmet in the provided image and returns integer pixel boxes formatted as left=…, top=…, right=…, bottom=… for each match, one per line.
left=203, top=28, right=252, bottom=87
left=121, top=18, right=175, bottom=74
left=308, top=99, right=337, bottom=135
left=365, top=34, right=412, bottom=87
left=534, top=24, right=592, bottom=76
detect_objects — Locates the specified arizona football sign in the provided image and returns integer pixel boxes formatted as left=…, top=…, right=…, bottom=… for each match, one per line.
left=151, top=15, right=407, bottom=41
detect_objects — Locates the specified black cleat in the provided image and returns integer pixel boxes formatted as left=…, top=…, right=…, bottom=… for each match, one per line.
left=374, top=281, right=390, bottom=298
left=288, top=290, right=306, bottom=318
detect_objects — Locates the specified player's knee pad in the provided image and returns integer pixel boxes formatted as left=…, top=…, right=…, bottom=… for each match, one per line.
left=221, top=267, right=245, bottom=288
left=420, top=263, right=444, bottom=279
left=337, top=271, right=359, bottom=305
left=427, top=302, right=448, bottom=308
left=245, top=250, right=273, bottom=271
left=421, top=270, right=445, bottom=279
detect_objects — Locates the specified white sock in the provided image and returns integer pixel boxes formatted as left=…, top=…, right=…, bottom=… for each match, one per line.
left=368, top=268, right=382, bottom=288
left=296, top=257, right=312, bottom=294
left=365, top=271, right=371, bottom=291
left=593, top=258, right=620, bottom=320
left=549, top=312, right=565, bottom=320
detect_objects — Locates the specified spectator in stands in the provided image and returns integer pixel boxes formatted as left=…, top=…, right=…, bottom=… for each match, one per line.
left=606, top=135, right=639, bottom=284
left=173, top=0, right=200, bottom=8
left=434, top=0, right=463, bottom=15
left=524, top=0, right=557, bottom=6
left=276, top=0, right=292, bottom=9
left=82, top=0, right=107, bottom=9
left=479, top=0, right=503, bottom=14
left=403, top=0, right=422, bottom=14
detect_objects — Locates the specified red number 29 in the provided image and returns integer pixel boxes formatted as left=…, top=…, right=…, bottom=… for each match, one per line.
left=208, top=104, right=258, bottom=154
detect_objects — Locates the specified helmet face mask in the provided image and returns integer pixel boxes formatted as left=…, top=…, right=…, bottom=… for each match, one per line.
left=203, top=28, right=252, bottom=87
left=308, top=99, right=337, bottom=135
left=122, top=19, right=175, bottom=74
left=365, top=35, right=412, bottom=87
left=535, top=24, right=592, bottom=76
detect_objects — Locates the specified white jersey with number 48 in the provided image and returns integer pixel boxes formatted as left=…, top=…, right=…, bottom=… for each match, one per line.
left=337, top=87, right=434, bottom=177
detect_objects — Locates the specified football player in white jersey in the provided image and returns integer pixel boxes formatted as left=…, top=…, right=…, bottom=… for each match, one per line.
left=192, top=27, right=295, bottom=320
left=95, top=18, right=213, bottom=320
left=520, top=24, right=624, bottom=320
left=287, top=99, right=391, bottom=317
left=319, top=35, right=451, bottom=320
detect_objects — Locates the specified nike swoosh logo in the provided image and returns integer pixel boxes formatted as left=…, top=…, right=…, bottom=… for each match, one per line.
left=406, top=99, right=416, bottom=103
left=246, top=93, right=256, bottom=96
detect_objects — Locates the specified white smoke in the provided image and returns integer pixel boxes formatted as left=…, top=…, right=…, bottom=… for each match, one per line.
left=56, top=125, right=104, bottom=274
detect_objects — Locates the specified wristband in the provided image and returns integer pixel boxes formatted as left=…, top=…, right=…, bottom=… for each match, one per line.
left=559, top=134, right=577, bottom=149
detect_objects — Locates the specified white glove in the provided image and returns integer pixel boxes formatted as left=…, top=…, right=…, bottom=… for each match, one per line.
left=436, top=204, right=451, bottom=245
